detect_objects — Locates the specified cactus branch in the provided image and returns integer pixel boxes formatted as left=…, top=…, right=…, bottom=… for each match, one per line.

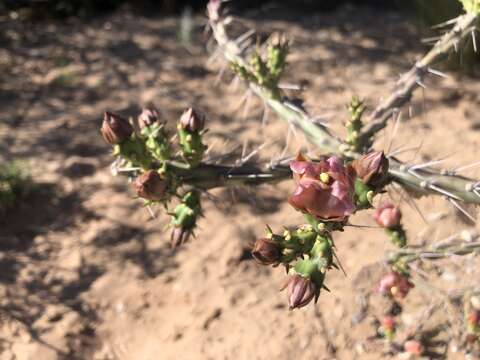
left=208, top=7, right=480, bottom=205
left=359, top=12, right=479, bottom=145
left=387, top=230, right=480, bottom=264
left=170, top=161, right=291, bottom=189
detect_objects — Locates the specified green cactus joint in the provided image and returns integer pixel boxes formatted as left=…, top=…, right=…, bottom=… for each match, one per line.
left=345, top=96, right=367, bottom=152
left=354, top=178, right=374, bottom=209
left=386, top=227, right=407, bottom=248
left=266, top=36, right=289, bottom=84
left=170, top=190, right=202, bottom=231
left=141, top=123, right=171, bottom=162
left=230, top=37, right=289, bottom=101
left=115, top=136, right=153, bottom=169
left=177, top=126, right=207, bottom=167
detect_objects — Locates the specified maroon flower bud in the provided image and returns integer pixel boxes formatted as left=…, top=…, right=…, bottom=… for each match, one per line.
left=373, top=202, right=401, bottom=228
left=179, top=108, right=205, bottom=132
left=133, top=170, right=166, bottom=201
left=377, top=271, right=413, bottom=300
left=351, top=151, right=389, bottom=187
left=101, top=111, right=133, bottom=145
left=138, top=108, right=160, bottom=129
left=281, top=274, right=316, bottom=310
left=170, top=227, right=191, bottom=248
left=404, top=340, right=423, bottom=356
left=251, top=238, right=281, bottom=265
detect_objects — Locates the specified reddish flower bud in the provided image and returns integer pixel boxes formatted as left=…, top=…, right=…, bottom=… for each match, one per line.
left=251, top=238, right=281, bottom=265
left=170, top=227, right=191, bottom=248
left=288, top=154, right=355, bottom=221
left=138, top=108, right=160, bottom=129
left=373, top=202, right=401, bottom=228
left=281, top=274, right=316, bottom=310
left=180, top=108, right=205, bottom=132
left=468, top=310, right=480, bottom=326
left=351, top=151, right=389, bottom=187
left=377, top=271, right=413, bottom=300
left=101, top=111, right=133, bottom=145
left=404, top=340, right=423, bottom=356
left=382, top=316, right=396, bottom=331
left=466, top=333, right=478, bottom=344
left=133, top=170, right=166, bottom=201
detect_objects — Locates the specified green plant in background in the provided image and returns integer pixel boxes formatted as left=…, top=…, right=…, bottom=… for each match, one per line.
left=0, top=161, right=32, bottom=213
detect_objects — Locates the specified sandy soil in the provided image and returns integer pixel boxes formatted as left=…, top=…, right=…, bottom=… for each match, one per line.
left=1, top=4, right=480, bottom=360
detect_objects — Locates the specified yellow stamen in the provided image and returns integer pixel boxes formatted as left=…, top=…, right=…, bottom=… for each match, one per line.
left=319, top=172, right=330, bottom=183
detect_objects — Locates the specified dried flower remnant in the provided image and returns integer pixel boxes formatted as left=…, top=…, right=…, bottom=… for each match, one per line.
left=288, top=154, right=355, bottom=221
left=133, top=170, right=167, bottom=201
left=351, top=151, right=389, bottom=188
left=101, top=111, right=133, bottom=145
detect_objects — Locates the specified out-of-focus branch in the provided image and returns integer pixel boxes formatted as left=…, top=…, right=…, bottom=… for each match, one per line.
left=359, top=12, right=479, bottom=146
left=387, top=230, right=480, bottom=264
left=207, top=5, right=480, bottom=205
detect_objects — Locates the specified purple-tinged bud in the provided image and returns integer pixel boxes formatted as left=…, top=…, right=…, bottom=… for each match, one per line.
left=179, top=108, right=205, bottom=132
left=170, top=227, right=191, bottom=248
left=281, top=274, right=316, bottom=310
left=138, top=108, right=160, bottom=129
left=133, top=170, right=166, bottom=201
left=374, top=202, right=401, bottom=228
left=251, top=238, right=281, bottom=265
left=101, top=111, right=133, bottom=145
left=351, top=151, right=389, bottom=187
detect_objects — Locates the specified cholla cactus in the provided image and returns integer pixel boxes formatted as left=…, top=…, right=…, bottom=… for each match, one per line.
left=101, top=0, right=480, bottom=355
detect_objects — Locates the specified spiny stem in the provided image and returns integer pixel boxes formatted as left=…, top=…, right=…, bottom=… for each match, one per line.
left=208, top=7, right=480, bottom=205
left=387, top=230, right=480, bottom=264
left=170, top=162, right=291, bottom=189
left=359, top=12, right=479, bottom=146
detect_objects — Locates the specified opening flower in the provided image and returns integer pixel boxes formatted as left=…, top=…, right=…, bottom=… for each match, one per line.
left=377, top=271, right=413, bottom=300
left=288, top=154, right=355, bottom=221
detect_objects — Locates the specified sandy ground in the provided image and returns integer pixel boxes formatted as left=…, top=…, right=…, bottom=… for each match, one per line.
left=1, top=4, right=480, bottom=360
